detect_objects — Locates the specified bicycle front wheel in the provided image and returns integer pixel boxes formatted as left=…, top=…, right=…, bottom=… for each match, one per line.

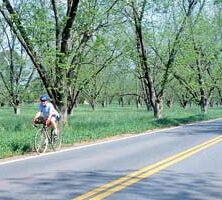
left=35, top=128, right=48, bottom=154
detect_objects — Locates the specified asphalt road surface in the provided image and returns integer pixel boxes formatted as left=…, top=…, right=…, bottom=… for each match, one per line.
left=0, top=119, right=222, bottom=200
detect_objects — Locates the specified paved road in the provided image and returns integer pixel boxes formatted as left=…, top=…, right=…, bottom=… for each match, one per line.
left=0, top=119, right=222, bottom=200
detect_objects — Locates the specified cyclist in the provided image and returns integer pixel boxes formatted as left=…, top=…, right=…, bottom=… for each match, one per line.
left=33, top=95, right=60, bottom=135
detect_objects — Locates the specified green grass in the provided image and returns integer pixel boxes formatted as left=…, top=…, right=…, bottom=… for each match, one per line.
left=0, top=104, right=222, bottom=159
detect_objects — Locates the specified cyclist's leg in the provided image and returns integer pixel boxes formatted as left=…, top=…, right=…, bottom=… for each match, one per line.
left=50, top=116, right=59, bottom=135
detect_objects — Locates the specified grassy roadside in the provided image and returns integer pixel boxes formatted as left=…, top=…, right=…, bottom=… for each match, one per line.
left=0, top=104, right=221, bottom=159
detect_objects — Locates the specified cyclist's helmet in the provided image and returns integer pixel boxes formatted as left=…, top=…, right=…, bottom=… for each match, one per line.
left=40, top=94, right=49, bottom=101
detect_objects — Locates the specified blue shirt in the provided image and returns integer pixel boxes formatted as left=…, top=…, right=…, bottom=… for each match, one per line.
left=38, top=102, right=60, bottom=119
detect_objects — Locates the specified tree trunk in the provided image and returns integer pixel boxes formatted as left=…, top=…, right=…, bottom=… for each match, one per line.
left=200, top=97, right=209, bottom=114
left=69, top=108, right=74, bottom=116
left=91, top=98, right=97, bottom=111
left=67, top=90, right=79, bottom=115
left=181, top=101, right=188, bottom=109
left=153, top=98, right=163, bottom=119
left=13, top=105, right=21, bottom=115
left=118, top=97, right=124, bottom=107
left=136, top=96, right=142, bottom=109
left=59, top=104, right=68, bottom=126
left=101, top=101, right=105, bottom=108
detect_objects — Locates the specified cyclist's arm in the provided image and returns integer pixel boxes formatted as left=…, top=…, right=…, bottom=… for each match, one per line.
left=46, top=114, right=53, bottom=122
left=46, top=106, right=54, bottom=124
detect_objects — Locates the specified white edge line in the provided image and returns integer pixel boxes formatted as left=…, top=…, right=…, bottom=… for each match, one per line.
left=0, top=118, right=221, bottom=166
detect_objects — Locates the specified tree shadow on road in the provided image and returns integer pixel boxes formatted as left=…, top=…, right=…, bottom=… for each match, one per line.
left=0, top=167, right=222, bottom=200
left=156, top=119, right=222, bottom=136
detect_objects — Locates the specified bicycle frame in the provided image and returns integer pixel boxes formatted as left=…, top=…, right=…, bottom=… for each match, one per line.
left=34, top=124, right=62, bottom=154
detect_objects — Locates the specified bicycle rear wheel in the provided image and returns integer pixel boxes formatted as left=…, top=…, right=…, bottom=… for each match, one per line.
left=50, top=130, right=62, bottom=151
left=35, top=128, right=48, bottom=154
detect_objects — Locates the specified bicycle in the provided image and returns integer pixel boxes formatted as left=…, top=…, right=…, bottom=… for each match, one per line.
left=34, top=124, right=62, bottom=154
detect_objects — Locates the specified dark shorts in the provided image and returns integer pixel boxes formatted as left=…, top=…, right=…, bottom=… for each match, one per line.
left=52, top=114, right=61, bottom=122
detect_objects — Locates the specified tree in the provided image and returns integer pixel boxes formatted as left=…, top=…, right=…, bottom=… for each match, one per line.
left=173, top=2, right=222, bottom=113
left=0, top=19, right=35, bottom=114
left=122, top=0, right=202, bottom=119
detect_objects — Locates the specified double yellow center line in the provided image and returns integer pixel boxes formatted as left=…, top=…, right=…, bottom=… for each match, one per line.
left=74, top=135, right=222, bottom=200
